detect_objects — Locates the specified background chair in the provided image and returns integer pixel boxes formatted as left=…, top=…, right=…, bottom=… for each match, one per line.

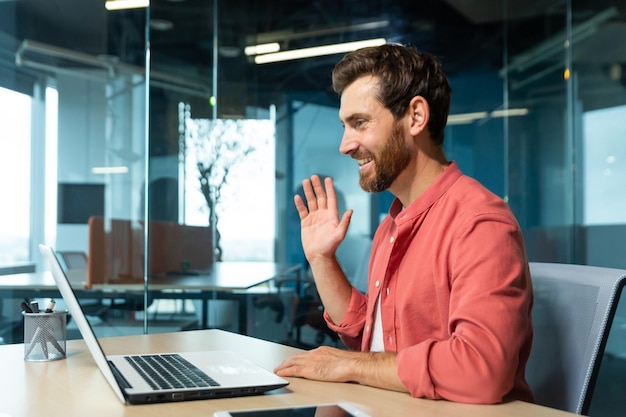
left=57, top=251, right=111, bottom=318
left=526, top=262, right=626, bottom=414
left=58, top=251, right=88, bottom=270
left=254, top=236, right=372, bottom=349
left=58, top=250, right=148, bottom=318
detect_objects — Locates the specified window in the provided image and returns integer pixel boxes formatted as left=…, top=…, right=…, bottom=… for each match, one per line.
left=583, top=104, right=626, bottom=225
left=183, top=114, right=276, bottom=261
left=0, top=87, right=31, bottom=267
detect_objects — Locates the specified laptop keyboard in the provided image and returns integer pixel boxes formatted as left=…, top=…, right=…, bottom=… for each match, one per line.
left=125, top=354, right=220, bottom=390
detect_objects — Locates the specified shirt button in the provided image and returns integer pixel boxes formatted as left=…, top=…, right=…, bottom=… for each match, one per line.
left=386, top=288, right=390, bottom=295
left=375, top=280, right=380, bottom=288
left=365, top=325, right=370, bottom=332
left=389, top=236, right=395, bottom=244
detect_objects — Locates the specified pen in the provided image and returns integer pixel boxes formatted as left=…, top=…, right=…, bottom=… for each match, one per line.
left=30, top=301, right=39, bottom=313
left=45, top=299, right=56, bottom=313
left=20, top=301, right=33, bottom=314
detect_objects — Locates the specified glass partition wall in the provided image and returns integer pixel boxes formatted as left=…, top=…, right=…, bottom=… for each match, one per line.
left=2, top=1, right=626, bottom=348
left=505, top=0, right=626, bottom=269
left=0, top=2, right=152, bottom=343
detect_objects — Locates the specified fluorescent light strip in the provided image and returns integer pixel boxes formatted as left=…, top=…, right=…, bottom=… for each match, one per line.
left=252, top=20, right=390, bottom=44
left=92, top=166, right=129, bottom=174
left=491, top=108, right=529, bottom=117
left=447, top=112, right=489, bottom=125
left=244, top=42, right=280, bottom=56
left=105, top=0, right=149, bottom=11
left=447, top=108, right=529, bottom=125
left=255, top=38, right=386, bottom=64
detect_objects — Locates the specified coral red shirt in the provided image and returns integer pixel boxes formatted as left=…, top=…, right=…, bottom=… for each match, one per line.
left=325, top=162, right=534, bottom=404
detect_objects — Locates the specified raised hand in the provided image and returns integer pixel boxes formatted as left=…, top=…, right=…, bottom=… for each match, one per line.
left=294, top=175, right=353, bottom=264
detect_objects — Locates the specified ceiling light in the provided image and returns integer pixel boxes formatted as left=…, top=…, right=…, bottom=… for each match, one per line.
left=244, top=43, right=280, bottom=56
left=447, top=112, right=489, bottom=125
left=105, top=0, right=149, bottom=11
left=150, top=19, right=174, bottom=31
left=254, top=38, right=386, bottom=64
left=250, top=20, right=389, bottom=44
left=491, top=108, right=529, bottom=118
left=447, top=108, right=529, bottom=125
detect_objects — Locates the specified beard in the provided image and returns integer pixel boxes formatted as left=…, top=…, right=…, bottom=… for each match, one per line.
left=358, top=120, right=411, bottom=193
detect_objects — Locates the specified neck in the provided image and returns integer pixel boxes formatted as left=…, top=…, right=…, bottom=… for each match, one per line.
left=389, top=146, right=449, bottom=207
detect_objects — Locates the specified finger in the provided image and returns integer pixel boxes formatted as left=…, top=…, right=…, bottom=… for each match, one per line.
left=310, top=175, right=327, bottom=209
left=274, top=363, right=297, bottom=377
left=324, top=177, right=338, bottom=211
left=338, top=209, right=353, bottom=233
left=274, top=357, right=302, bottom=376
left=293, top=195, right=309, bottom=220
left=302, top=178, right=318, bottom=211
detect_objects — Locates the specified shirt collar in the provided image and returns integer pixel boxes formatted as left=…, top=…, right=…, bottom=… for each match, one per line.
left=389, top=161, right=463, bottom=221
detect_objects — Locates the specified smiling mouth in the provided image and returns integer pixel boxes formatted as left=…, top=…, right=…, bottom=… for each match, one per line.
left=355, top=154, right=374, bottom=165
left=356, top=157, right=374, bottom=172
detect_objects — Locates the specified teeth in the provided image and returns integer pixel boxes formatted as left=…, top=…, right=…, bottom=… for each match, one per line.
left=357, top=158, right=372, bottom=166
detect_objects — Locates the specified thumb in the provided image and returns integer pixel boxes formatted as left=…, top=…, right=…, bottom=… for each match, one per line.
left=338, top=209, right=353, bottom=235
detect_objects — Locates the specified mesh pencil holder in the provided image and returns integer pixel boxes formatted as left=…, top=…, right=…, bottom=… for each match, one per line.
left=22, top=310, right=67, bottom=361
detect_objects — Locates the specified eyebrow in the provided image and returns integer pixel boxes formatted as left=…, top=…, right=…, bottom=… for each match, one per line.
left=340, top=112, right=369, bottom=124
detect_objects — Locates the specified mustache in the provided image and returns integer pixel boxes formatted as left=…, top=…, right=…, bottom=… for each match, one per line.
left=351, top=151, right=374, bottom=161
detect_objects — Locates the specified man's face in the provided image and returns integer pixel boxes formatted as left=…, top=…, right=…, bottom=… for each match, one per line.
left=357, top=119, right=411, bottom=192
left=338, top=76, right=412, bottom=193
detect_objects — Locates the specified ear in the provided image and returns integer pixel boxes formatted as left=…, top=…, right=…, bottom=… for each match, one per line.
left=407, top=96, right=429, bottom=136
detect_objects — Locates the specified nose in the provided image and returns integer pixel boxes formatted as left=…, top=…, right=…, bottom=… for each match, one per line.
left=339, top=130, right=357, bottom=155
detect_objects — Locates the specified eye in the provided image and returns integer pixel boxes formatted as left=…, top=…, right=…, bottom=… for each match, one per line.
left=353, top=119, right=366, bottom=129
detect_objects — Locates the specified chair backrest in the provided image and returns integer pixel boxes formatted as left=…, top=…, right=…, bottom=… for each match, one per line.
left=527, top=262, right=626, bottom=414
left=58, top=251, right=88, bottom=270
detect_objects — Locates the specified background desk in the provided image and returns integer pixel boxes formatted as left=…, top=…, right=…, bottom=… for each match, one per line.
left=0, top=329, right=578, bottom=417
left=0, top=262, right=301, bottom=333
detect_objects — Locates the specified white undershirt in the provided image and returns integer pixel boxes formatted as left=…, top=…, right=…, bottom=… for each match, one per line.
left=370, top=293, right=384, bottom=352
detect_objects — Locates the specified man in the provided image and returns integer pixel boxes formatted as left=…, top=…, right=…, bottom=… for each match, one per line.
left=274, top=44, right=534, bottom=404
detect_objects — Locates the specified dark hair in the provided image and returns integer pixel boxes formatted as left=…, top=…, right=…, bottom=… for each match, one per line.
left=331, top=43, right=451, bottom=145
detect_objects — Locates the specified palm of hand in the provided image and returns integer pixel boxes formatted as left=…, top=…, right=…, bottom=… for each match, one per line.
left=295, top=175, right=352, bottom=262
left=300, top=206, right=345, bottom=259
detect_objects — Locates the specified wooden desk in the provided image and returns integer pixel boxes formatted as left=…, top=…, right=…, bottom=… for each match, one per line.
left=0, top=329, right=577, bottom=417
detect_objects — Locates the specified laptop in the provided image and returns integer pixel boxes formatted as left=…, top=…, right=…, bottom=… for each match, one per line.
left=39, top=244, right=289, bottom=405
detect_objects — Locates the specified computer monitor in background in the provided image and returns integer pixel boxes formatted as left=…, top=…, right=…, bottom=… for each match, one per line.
left=58, top=183, right=105, bottom=224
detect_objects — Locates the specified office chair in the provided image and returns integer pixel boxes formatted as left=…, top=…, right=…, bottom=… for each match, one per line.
left=253, top=271, right=348, bottom=349
left=58, top=251, right=89, bottom=270
left=58, top=250, right=148, bottom=317
left=57, top=251, right=112, bottom=318
left=254, top=237, right=372, bottom=349
left=526, top=262, right=626, bottom=414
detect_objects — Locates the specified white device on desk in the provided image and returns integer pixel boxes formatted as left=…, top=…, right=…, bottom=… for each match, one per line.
left=214, top=402, right=371, bottom=417
left=39, top=244, right=289, bottom=405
